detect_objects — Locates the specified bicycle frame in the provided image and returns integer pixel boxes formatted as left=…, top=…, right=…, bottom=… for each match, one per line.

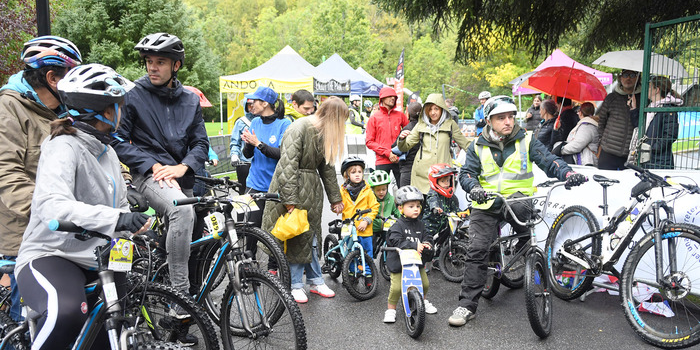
left=326, top=223, right=370, bottom=269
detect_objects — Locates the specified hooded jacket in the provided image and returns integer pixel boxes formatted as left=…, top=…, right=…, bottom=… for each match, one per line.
left=630, top=94, right=682, bottom=169
left=597, top=84, right=642, bottom=157
left=0, top=72, right=61, bottom=255
left=561, top=116, right=599, bottom=166
left=113, top=75, right=209, bottom=189
left=340, top=180, right=380, bottom=237
left=366, top=92, right=408, bottom=166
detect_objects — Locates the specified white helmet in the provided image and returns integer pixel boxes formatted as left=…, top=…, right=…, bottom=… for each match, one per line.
left=478, top=91, right=491, bottom=100
left=58, top=64, right=134, bottom=112
left=349, top=95, right=361, bottom=102
left=483, top=95, right=517, bottom=119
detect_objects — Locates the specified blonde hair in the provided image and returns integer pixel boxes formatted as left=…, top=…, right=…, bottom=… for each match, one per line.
left=313, top=96, right=347, bottom=164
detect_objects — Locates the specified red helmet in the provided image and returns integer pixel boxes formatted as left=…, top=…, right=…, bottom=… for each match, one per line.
left=428, top=163, right=458, bottom=198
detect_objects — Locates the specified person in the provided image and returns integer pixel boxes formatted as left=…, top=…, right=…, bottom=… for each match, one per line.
left=286, top=89, right=315, bottom=121
left=445, top=98, right=460, bottom=122
left=552, top=102, right=600, bottom=166
left=534, top=99, right=558, bottom=151
left=448, top=95, right=586, bottom=327
left=473, top=91, right=491, bottom=135
left=363, top=99, right=373, bottom=118
left=368, top=169, right=400, bottom=254
left=261, top=96, right=347, bottom=304
left=397, top=93, right=471, bottom=194
left=0, top=35, right=81, bottom=322
left=346, top=94, right=365, bottom=134
left=597, top=70, right=642, bottom=170
left=395, top=101, right=422, bottom=187
left=229, top=100, right=256, bottom=193
left=15, top=64, right=151, bottom=349
left=555, top=97, right=578, bottom=142
left=524, top=95, right=542, bottom=131
left=366, top=86, right=409, bottom=185
left=421, top=164, right=461, bottom=258
left=113, top=32, right=209, bottom=299
left=383, top=185, right=437, bottom=323
left=628, top=75, right=681, bottom=169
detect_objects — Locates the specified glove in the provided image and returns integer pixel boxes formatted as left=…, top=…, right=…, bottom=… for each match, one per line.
left=469, top=187, right=488, bottom=204
left=116, top=212, right=150, bottom=233
left=230, top=154, right=240, bottom=166
left=565, top=172, right=587, bottom=188
left=126, top=187, right=149, bottom=212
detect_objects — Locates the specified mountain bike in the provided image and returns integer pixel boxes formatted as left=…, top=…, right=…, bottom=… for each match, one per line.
left=381, top=247, right=427, bottom=338
left=434, top=210, right=470, bottom=283
left=546, top=163, right=700, bottom=348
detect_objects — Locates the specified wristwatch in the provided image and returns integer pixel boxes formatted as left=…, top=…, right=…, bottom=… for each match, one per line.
left=180, top=162, right=189, bottom=169
left=256, top=142, right=265, bottom=151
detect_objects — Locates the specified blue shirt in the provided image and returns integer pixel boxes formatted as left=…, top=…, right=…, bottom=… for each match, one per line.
left=246, top=117, right=291, bottom=191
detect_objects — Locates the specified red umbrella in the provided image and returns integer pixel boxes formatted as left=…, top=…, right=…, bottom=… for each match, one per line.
left=522, top=66, right=607, bottom=102
left=183, top=85, right=213, bottom=108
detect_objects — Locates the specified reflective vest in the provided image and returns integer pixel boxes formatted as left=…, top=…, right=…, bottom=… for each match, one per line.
left=345, top=108, right=364, bottom=134
left=472, top=133, right=534, bottom=210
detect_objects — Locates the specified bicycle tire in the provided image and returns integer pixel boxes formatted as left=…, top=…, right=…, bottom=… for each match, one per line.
left=619, top=223, right=700, bottom=349
left=439, top=240, right=469, bottom=283
left=342, top=250, right=378, bottom=301
left=525, top=251, right=552, bottom=339
left=135, top=340, right=189, bottom=349
left=322, top=235, right=342, bottom=279
left=0, top=310, right=29, bottom=350
left=482, top=248, right=501, bottom=299
left=124, top=282, right=220, bottom=350
left=220, top=269, right=306, bottom=350
left=546, top=205, right=601, bottom=300
left=403, top=289, right=425, bottom=339
left=378, top=250, right=391, bottom=281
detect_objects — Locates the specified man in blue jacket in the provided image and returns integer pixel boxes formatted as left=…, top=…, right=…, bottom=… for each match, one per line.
left=113, top=33, right=208, bottom=318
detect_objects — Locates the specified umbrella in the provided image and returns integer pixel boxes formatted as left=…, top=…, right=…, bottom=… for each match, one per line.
left=522, top=66, right=607, bottom=102
left=592, top=50, right=690, bottom=78
left=183, top=85, right=213, bottom=108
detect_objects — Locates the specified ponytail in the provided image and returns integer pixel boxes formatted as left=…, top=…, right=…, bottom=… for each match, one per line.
left=273, top=98, right=286, bottom=119
left=50, top=117, right=77, bottom=139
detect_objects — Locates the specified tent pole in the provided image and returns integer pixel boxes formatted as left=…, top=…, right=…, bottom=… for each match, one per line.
left=219, top=92, right=224, bottom=135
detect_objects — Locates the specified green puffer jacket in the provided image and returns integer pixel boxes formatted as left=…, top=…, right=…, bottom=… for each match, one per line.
left=261, top=118, right=342, bottom=264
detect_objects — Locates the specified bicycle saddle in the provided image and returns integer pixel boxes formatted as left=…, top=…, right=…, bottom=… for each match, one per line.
left=592, top=174, right=620, bottom=187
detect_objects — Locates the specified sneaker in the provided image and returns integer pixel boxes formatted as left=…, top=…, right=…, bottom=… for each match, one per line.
left=433, top=260, right=441, bottom=272
left=268, top=269, right=278, bottom=276
left=309, top=284, right=335, bottom=298
left=424, top=299, right=437, bottom=314
left=383, top=309, right=397, bottom=323
left=169, top=304, right=191, bottom=319
left=177, top=333, right=199, bottom=347
left=448, top=306, right=475, bottom=326
left=291, top=288, right=308, bottom=303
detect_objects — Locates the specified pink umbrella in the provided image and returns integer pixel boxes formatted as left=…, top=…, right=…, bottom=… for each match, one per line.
left=522, top=66, right=607, bottom=103
left=183, top=85, right=213, bottom=108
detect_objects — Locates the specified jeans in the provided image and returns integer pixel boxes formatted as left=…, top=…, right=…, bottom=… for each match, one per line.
left=133, top=173, right=194, bottom=293
left=348, top=235, right=373, bottom=274
left=290, top=236, right=325, bottom=290
left=2, top=255, right=21, bottom=322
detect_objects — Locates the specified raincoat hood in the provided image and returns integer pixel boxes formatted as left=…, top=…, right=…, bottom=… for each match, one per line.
left=421, top=93, right=449, bottom=134
left=1, top=71, right=50, bottom=108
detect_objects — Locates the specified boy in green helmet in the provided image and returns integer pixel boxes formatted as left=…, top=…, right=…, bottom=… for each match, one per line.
left=368, top=170, right=400, bottom=257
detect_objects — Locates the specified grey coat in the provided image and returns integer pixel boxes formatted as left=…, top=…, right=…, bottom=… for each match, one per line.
left=597, top=89, right=640, bottom=157
left=561, top=117, right=599, bottom=166
left=261, top=118, right=342, bottom=264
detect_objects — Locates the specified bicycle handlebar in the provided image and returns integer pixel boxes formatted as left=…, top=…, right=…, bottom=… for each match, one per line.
left=173, top=192, right=281, bottom=207
left=625, top=162, right=668, bottom=186
left=48, top=219, right=83, bottom=233
left=485, top=181, right=567, bottom=227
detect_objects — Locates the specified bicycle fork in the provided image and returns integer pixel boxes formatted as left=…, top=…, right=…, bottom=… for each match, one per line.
left=225, top=256, right=271, bottom=338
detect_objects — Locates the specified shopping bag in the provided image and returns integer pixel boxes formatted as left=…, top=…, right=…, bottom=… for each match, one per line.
left=271, top=208, right=309, bottom=252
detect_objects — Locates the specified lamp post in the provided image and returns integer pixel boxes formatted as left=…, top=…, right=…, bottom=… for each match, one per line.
left=36, top=0, right=50, bottom=35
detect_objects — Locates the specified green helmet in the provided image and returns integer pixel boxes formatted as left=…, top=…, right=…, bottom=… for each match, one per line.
left=368, top=170, right=391, bottom=187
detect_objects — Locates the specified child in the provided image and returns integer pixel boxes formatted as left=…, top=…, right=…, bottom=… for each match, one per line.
left=384, top=185, right=437, bottom=323
left=422, top=164, right=460, bottom=239
left=340, top=157, right=380, bottom=273
left=368, top=169, right=401, bottom=255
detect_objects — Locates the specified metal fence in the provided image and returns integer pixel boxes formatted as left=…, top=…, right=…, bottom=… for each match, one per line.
left=208, top=134, right=235, bottom=176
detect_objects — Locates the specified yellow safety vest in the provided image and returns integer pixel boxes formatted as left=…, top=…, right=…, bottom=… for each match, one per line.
left=345, top=108, right=364, bottom=134
left=472, top=134, right=534, bottom=210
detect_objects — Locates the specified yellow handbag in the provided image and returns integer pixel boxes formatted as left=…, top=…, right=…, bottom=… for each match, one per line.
left=271, top=208, right=310, bottom=252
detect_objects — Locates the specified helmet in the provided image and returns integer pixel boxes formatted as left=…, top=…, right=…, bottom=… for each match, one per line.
left=349, top=95, right=361, bottom=102
left=478, top=91, right=491, bottom=100
left=368, top=170, right=391, bottom=187
left=21, top=35, right=82, bottom=69
left=134, top=33, right=185, bottom=63
left=379, top=86, right=398, bottom=99
left=395, top=185, right=424, bottom=205
left=483, top=95, right=518, bottom=119
left=428, top=163, right=458, bottom=198
left=57, top=64, right=134, bottom=112
left=340, top=156, right=365, bottom=176
left=364, top=100, right=373, bottom=109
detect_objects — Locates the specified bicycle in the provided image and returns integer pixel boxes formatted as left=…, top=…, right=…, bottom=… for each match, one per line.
left=0, top=220, right=218, bottom=350
left=433, top=210, right=470, bottom=283
left=173, top=193, right=306, bottom=350
left=546, top=162, right=700, bottom=348
left=322, top=208, right=378, bottom=301
left=381, top=247, right=427, bottom=339
left=373, top=215, right=397, bottom=281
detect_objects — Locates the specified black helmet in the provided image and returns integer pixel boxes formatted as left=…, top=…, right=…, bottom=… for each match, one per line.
left=134, top=33, right=185, bottom=64
left=395, top=185, right=423, bottom=205
left=341, top=156, right=365, bottom=175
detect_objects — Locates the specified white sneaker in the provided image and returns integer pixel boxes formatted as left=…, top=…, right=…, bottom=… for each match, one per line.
left=291, top=288, right=308, bottom=303
left=383, top=309, right=397, bottom=323
left=424, top=299, right=437, bottom=314
left=309, top=284, right=335, bottom=298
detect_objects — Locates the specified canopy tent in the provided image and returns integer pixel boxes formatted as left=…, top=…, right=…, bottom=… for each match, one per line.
left=314, top=54, right=381, bottom=96
left=512, top=49, right=614, bottom=96
left=355, top=66, right=385, bottom=96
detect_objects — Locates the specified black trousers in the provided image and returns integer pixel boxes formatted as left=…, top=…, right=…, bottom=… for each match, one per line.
left=598, top=149, right=628, bottom=170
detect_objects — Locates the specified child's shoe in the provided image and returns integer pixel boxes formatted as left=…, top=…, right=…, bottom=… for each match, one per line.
left=383, top=309, right=397, bottom=323
left=424, top=299, right=437, bottom=314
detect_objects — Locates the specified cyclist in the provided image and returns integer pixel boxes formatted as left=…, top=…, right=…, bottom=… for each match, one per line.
left=448, top=95, right=586, bottom=326
left=474, top=91, right=491, bottom=135
left=368, top=169, right=400, bottom=255
left=422, top=163, right=461, bottom=269
left=346, top=94, right=364, bottom=134
left=15, top=64, right=151, bottom=349
left=362, top=99, right=373, bottom=118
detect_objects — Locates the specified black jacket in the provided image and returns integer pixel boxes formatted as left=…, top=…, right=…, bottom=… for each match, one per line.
left=113, top=76, right=209, bottom=189
left=535, top=118, right=558, bottom=151
left=422, top=189, right=460, bottom=235
left=386, top=216, right=434, bottom=273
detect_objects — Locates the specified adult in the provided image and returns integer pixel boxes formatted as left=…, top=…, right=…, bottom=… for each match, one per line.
left=597, top=70, right=642, bottom=170
left=229, top=100, right=256, bottom=193
left=449, top=95, right=585, bottom=326
left=553, top=102, right=600, bottom=166
left=555, top=97, right=578, bottom=142
left=287, top=89, right=316, bottom=120
left=0, top=35, right=81, bottom=322
left=346, top=94, right=365, bottom=134
left=396, top=101, right=422, bottom=187
left=16, top=64, right=149, bottom=349
left=366, top=86, right=408, bottom=185
left=397, top=93, right=471, bottom=194
left=473, top=91, right=491, bottom=135
left=261, top=96, right=346, bottom=303
left=363, top=99, right=373, bottom=118
left=445, top=98, right=460, bottom=122
left=534, top=99, right=558, bottom=151
left=524, top=95, right=542, bottom=130
left=113, top=32, right=209, bottom=299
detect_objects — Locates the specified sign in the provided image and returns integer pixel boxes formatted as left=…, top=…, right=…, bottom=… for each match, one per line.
left=394, top=49, right=405, bottom=112
left=313, top=78, right=351, bottom=95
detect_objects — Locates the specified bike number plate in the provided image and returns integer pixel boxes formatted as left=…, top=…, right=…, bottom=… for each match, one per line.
left=383, top=219, right=396, bottom=231
left=341, top=224, right=352, bottom=238
left=108, top=238, right=133, bottom=272
left=398, top=249, right=423, bottom=266
left=204, top=211, right=225, bottom=235
left=230, top=194, right=260, bottom=214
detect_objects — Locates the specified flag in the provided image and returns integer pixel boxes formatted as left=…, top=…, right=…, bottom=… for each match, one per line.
left=394, top=48, right=405, bottom=112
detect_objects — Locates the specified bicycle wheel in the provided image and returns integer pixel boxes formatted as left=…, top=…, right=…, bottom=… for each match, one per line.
left=239, top=226, right=291, bottom=287
left=482, top=248, right=501, bottom=299
left=500, top=231, right=525, bottom=289
left=402, top=288, right=425, bottom=339
left=220, top=269, right=306, bottom=350
left=0, top=310, right=29, bottom=350
left=546, top=205, right=601, bottom=300
left=620, top=223, right=700, bottom=349
left=135, top=340, right=188, bottom=349
left=342, top=250, right=378, bottom=301
left=322, top=235, right=342, bottom=279
left=124, top=282, right=219, bottom=350
left=378, top=250, right=391, bottom=281
left=525, top=251, right=552, bottom=339
left=439, top=240, right=469, bottom=283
